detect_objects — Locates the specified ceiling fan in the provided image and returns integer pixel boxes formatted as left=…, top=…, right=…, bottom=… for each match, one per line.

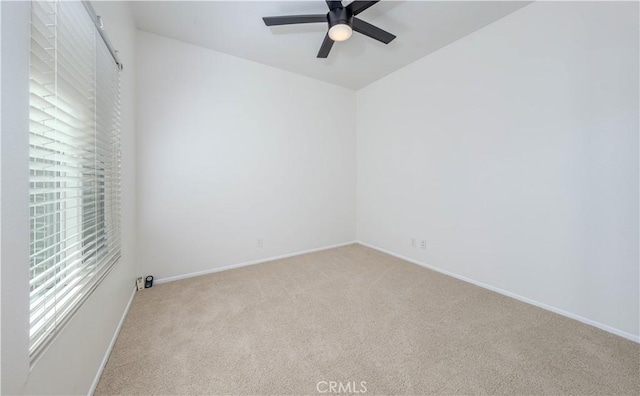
left=262, top=1, right=396, bottom=58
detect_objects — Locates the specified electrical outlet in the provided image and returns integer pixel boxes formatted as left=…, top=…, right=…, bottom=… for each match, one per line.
left=257, top=238, right=263, bottom=248
left=420, top=240, right=427, bottom=250
left=411, top=238, right=416, bottom=248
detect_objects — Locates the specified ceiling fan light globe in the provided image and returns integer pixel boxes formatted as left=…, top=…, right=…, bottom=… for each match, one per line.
left=328, top=24, right=352, bottom=41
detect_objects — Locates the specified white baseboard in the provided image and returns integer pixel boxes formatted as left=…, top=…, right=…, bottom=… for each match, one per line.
left=154, top=240, right=358, bottom=285
left=88, top=286, right=137, bottom=396
left=356, top=240, right=640, bottom=344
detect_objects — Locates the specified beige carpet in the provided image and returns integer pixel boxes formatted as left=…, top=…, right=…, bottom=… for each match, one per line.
left=96, top=244, right=639, bottom=395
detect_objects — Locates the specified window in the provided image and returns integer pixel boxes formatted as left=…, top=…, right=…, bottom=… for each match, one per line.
left=29, top=0, right=122, bottom=360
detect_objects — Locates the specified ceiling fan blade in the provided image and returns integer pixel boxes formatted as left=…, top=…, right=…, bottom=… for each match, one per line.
left=352, top=17, right=396, bottom=44
left=317, top=33, right=335, bottom=58
left=263, top=14, right=327, bottom=26
left=347, top=1, right=378, bottom=15
left=325, top=1, right=343, bottom=10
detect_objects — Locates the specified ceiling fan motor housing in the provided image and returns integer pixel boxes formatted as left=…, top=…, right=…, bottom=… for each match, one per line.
left=328, top=7, right=353, bottom=28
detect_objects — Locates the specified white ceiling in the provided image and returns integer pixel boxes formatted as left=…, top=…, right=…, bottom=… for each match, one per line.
left=131, top=1, right=530, bottom=90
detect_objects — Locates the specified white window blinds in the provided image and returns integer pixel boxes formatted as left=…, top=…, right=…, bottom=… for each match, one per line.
left=29, top=0, right=122, bottom=360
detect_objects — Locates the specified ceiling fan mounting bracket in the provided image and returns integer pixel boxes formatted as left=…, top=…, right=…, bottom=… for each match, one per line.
left=326, top=1, right=344, bottom=11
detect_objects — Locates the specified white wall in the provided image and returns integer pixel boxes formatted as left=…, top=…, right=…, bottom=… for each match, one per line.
left=357, top=1, right=639, bottom=339
left=0, top=1, right=137, bottom=394
left=1, top=2, right=31, bottom=392
left=136, top=31, right=356, bottom=281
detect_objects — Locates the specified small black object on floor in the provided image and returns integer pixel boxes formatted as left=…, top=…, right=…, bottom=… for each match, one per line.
left=145, top=275, right=153, bottom=288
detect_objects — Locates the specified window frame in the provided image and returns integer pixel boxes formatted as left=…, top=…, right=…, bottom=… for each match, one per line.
left=27, top=0, right=123, bottom=362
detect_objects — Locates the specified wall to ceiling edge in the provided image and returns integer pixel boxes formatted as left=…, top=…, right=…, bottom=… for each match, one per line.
left=356, top=1, right=639, bottom=339
left=135, top=31, right=358, bottom=283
